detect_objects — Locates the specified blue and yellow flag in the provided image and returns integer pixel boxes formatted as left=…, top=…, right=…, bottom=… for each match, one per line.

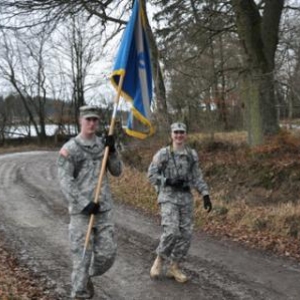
left=110, top=0, right=154, bottom=139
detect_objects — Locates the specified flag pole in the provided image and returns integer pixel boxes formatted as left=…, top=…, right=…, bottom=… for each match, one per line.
left=82, top=74, right=125, bottom=259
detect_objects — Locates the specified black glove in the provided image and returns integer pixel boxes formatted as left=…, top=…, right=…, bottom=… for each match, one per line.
left=165, top=178, right=185, bottom=188
left=82, top=202, right=100, bottom=215
left=104, top=135, right=116, bottom=153
left=203, top=195, right=212, bottom=213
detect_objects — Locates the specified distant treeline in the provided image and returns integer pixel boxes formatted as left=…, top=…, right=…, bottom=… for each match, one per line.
left=0, top=94, right=74, bottom=124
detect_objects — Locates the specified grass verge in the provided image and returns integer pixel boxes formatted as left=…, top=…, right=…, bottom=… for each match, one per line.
left=111, top=130, right=300, bottom=261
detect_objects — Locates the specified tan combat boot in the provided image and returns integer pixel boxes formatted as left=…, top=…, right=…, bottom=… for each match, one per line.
left=150, top=256, right=163, bottom=278
left=166, top=261, right=188, bottom=283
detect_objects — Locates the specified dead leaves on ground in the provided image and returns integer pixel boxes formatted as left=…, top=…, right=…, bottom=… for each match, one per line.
left=0, top=238, right=54, bottom=300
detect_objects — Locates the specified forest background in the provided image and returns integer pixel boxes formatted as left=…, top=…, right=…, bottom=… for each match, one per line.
left=0, top=1, right=300, bottom=298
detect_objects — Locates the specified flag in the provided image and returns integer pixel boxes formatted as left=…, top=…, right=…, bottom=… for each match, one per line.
left=110, top=0, right=154, bottom=139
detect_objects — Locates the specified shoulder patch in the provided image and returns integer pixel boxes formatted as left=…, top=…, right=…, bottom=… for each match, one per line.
left=59, top=148, right=69, bottom=158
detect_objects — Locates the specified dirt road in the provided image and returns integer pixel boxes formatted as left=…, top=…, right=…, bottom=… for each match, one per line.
left=0, top=151, right=299, bottom=300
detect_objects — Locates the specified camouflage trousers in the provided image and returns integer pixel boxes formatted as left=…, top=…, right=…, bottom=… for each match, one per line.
left=156, top=201, right=193, bottom=262
left=69, top=210, right=117, bottom=299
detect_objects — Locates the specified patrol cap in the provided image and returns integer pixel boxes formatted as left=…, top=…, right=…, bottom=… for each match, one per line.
left=171, top=122, right=186, bottom=132
left=79, top=105, right=100, bottom=119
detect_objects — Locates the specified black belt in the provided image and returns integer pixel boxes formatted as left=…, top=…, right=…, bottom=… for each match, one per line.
left=171, top=186, right=190, bottom=192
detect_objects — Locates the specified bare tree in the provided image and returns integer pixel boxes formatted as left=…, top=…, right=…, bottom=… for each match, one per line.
left=231, top=0, right=284, bottom=145
left=0, top=0, right=168, bottom=136
left=0, top=28, right=51, bottom=142
left=151, top=0, right=242, bottom=133
left=0, top=95, right=9, bottom=144
left=151, top=0, right=300, bottom=146
left=0, top=0, right=128, bottom=30
left=52, top=13, right=107, bottom=131
left=276, top=6, right=300, bottom=122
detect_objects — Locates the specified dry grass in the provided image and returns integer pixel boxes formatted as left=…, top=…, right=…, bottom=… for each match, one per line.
left=111, top=168, right=300, bottom=261
left=111, top=129, right=300, bottom=261
left=112, top=173, right=300, bottom=261
left=111, top=165, right=159, bottom=216
left=189, top=130, right=248, bottom=145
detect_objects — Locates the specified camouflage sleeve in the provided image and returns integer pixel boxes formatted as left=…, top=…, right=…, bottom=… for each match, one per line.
left=107, top=152, right=123, bottom=177
left=57, top=148, right=90, bottom=211
left=190, top=149, right=209, bottom=196
left=147, top=149, right=166, bottom=187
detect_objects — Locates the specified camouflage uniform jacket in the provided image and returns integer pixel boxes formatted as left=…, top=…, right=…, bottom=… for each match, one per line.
left=57, top=135, right=122, bottom=215
left=147, top=146, right=209, bottom=205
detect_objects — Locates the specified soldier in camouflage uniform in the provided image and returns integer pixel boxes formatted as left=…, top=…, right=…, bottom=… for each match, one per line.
left=147, top=122, right=212, bottom=283
left=57, top=106, right=123, bottom=299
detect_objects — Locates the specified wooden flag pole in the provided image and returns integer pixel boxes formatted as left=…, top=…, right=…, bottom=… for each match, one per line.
left=82, top=74, right=125, bottom=258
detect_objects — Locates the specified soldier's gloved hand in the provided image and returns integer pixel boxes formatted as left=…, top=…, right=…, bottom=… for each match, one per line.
left=82, top=202, right=100, bottom=215
left=165, top=178, right=185, bottom=187
left=104, top=135, right=116, bottom=153
left=203, top=195, right=212, bottom=213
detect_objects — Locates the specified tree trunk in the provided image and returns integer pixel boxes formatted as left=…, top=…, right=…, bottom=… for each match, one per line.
left=231, top=0, right=283, bottom=145
left=240, top=70, right=263, bottom=146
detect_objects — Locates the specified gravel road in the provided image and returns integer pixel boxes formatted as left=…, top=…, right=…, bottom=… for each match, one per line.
left=0, top=151, right=299, bottom=300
